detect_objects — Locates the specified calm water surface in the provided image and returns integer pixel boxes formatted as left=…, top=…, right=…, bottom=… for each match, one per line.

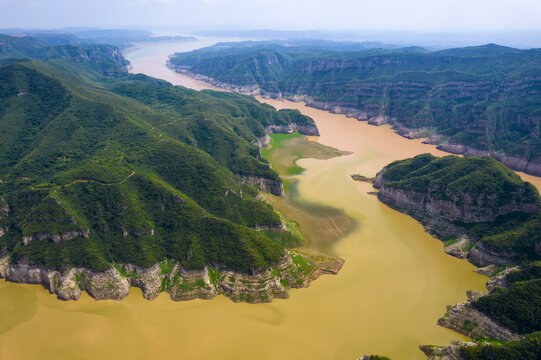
left=1, top=38, right=515, bottom=360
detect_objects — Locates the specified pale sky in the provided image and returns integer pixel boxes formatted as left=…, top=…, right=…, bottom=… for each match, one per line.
left=1, top=0, right=541, bottom=32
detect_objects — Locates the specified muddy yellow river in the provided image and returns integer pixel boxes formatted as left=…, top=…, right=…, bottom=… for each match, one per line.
left=1, top=39, right=514, bottom=360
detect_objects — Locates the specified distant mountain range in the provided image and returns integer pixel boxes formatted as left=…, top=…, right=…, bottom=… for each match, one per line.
left=169, top=40, right=541, bottom=176
left=0, top=28, right=195, bottom=48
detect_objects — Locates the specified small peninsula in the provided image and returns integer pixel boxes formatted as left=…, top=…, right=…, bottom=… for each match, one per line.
left=370, top=153, right=541, bottom=359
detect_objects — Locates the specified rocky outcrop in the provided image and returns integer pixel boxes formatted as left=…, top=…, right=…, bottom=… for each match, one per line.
left=371, top=153, right=541, bottom=269
left=252, top=218, right=287, bottom=231
left=484, top=266, right=520, bottom=291
left=443, top=237, right=470, bottom=259
left=420, top=265, right=526, bottom=359
left=120, top=226, right=154, bottom=238
left=0, top=251, right=343, bottom=303
left=1, top=262, right=130, bottom=301
left=255, top=134, right=271, bottom=148
left=373, top=182, right=470, bottom=239
left=240, top=175, right=285, bottom=197
left=22, top=228, right=90, bottom=245
left=0, top=256, right=8, bottom=277
left=420, top=342, right=477, bottom=360
left=264, top=123, right=319, bottom=136
left=437, top=291, right=522, bottom=342
left=351, top=174, right=375, bottom=183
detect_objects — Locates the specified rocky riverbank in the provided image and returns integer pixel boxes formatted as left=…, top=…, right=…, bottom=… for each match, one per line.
left=420, top=342, right=477, bottom=360
left=0, top=251, right=344, bottom=303
left=437, top=290, right=521, bottom=342
left=368, top=154, right=541, bottom=359
left=419, top=266, right=526, bottom=359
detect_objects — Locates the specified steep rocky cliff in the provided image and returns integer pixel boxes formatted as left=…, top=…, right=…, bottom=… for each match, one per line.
left=373, top=154, right=541, bottom=266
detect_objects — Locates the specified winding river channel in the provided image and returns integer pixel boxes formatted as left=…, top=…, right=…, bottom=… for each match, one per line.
left=2, top=38, right=533, bottom=360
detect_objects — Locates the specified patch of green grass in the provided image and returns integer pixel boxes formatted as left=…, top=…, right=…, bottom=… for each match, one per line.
left=262, top=219, right=305, bottom=248
left=161, top=277, right=171, bottom=291
left=160, top=259, right=175, bottom=275
left=444, top=238, right=461, bottom=246
left=262, top=133, right=347, bottom=177
left=208, top=267, right=221, bottom=287
left=491, top=266, right=513, bottom=277
left=74, top=272, right=92, bottom=290
left=113, top=264, right=127, bottom=278
left=461, top=319, right=479, bottom=332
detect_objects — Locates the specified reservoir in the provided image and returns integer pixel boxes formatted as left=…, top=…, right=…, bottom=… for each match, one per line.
left=0, top=39, right=499, bottom=360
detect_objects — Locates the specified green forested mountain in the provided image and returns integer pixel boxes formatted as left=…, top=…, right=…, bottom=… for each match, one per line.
left=0, top=35, right=315, bottom=274
left=461, top=264, right=541, bottom=360
left=375, top=153, right=541, bottom=261
left=170, top=41, right=541, bottom=174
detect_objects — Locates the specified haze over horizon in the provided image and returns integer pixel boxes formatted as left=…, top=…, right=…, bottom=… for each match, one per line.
left=2, top=0, right=541, bottom=32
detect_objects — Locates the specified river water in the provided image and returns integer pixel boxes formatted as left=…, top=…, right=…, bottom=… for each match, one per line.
left=1, top=38, right=522, bottom=360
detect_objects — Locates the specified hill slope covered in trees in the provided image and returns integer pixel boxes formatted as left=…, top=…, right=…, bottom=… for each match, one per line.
left=170, top=41, right=541, bottom=175
left=0, top=35, right=335, bottom=302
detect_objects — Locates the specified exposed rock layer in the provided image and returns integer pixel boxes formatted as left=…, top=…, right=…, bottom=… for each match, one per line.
left=420, top=342, right=476, bottom=360
left=0, top=252, right=343, bottom=303
left=373, top=166, right=540, bottom=266
left=437, top=291, right=522, bottom=342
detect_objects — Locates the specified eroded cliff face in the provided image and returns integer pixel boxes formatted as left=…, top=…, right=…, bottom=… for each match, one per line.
left=0, top=252, right=343, bottom=303
left=373, top=165, right=541, bottom=266
left=22, top=228, right=91, bottom=245
left=467, top=242, right=519, bottom=267
left=264, top=123, right=319, bottom=136
left=438, top=143, right=541, bottom=177
left=240, top=175, right=285, bottom=197
left=375, top=180, right=539, bottom=224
